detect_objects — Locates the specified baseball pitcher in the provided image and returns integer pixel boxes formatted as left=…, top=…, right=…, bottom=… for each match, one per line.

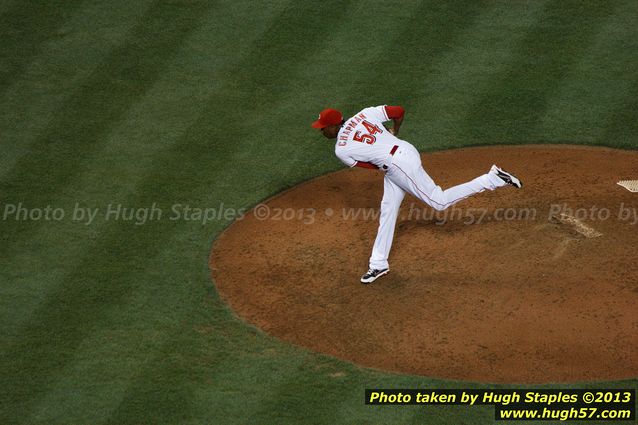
left=312, top=105, right=522, bottom=284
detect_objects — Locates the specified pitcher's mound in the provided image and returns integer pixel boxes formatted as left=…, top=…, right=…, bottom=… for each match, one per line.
left=210, top=145, right=638, bottom=384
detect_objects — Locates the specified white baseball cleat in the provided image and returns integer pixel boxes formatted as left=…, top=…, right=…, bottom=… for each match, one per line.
left=490, top=165, right=523, bottom=188
left=360, top=268, right=389, bottom=284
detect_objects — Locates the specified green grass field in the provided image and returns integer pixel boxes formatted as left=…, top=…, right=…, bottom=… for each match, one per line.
left=1, top=0, right=637, bottom=423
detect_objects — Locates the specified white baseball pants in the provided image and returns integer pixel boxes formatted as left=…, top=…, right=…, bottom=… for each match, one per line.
left=369, top=144, right=506, bottom=270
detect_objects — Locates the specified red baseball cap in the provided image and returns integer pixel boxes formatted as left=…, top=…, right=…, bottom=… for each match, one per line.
left=311, top=108, right=343, bottom=128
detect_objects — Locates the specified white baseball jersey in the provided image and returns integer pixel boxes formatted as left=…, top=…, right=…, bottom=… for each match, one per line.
left=335, top=105, right=410, bottom=169
left=332, top=105, right=509, bottom=272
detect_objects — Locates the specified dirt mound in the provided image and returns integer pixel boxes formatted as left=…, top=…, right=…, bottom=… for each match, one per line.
left=210, top=145, right=638, bottom=383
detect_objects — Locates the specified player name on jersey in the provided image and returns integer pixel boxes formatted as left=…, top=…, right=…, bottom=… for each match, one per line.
left=339, top=112, right=368, bottom=142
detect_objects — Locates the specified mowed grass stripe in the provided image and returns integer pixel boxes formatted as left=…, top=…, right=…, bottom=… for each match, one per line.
left=1, top=218, right=194, bottom=419
left=0, top=0, right=292, bottom=335
left=281, top=0, right=491, bottom=155
left=394, top=1, right=548, bottom=150
left=207, top=0, right=428, bottom=191
left=0, top=0, right=87, bottom=96
left=265, top=0, right=447, bottom=173
left=22, top=222, right=262, bottom=423
left=187, top=0, right=358, bottom=174
left=0, top=0, right=158, bottom=333
left=536, top=0, right=638, bottom=146
left=25, top=255, right=217, bottom=425
left=462, top=0, right=617, bottom=144
left=2, top=0, right=322, bottom=411
left=333, top=0, right=490, bottom=119
left=2, top=2, right=350, bottom=417
left=0, top=0, right=214, bottom=251
left=128, top=0, right=365, bottom=207
left=318, top=0, right=549, bottom=152
left=0, top=0, right=156, bottom=179
left=0, top=0, right=218, bottom=416
left=6, top=112, right=299, bottom=422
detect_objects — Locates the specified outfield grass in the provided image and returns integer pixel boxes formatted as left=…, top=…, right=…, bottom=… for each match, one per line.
left=1, top=0, right=636, bottom=423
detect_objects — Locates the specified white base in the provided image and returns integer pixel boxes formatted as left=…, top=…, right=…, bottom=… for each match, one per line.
left=617, top=180, right=638, bottom=192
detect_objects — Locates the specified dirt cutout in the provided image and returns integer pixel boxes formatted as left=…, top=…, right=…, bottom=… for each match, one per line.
left=211, top=145, right=638, bottom=384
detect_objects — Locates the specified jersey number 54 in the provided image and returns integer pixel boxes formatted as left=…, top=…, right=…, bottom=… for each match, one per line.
left=353, top=120, right=383, bottom=145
